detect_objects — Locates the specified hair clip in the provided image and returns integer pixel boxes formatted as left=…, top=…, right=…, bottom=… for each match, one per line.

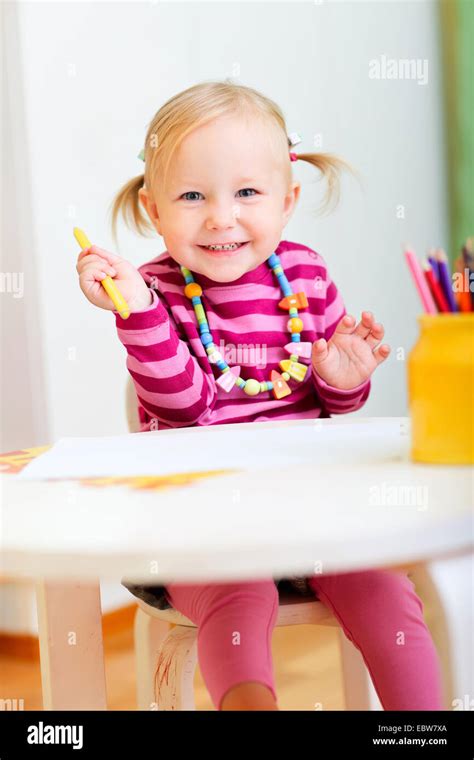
left=287, top=132, right=302, bottom=148
left=137, top=148, right=145, bottom=162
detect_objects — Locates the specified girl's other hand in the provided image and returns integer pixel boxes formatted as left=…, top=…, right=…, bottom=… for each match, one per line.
left=76, top=245, right=153, bottom=313
left=312, top=311, right=390, bottom=390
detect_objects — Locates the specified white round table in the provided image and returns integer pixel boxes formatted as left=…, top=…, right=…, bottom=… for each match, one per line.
left=2, top=416, right=472, bottom=580
left=1, top=416, right=472, bottom=709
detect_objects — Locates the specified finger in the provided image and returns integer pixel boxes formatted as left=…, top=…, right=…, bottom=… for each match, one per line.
left=77, top=255, right=117, bottom=275
left=77, top=253, right=114, bottom=268
left=352, top=311, right=375, bottom=339
left=76, top=249, right=92, bottom=268
left=81, top=269, right=109, bottom=283
left=77, top=252, right=101, bottom=272
left=333, top=313, right=358, bottom=336
left=88, top=245, right=123, bottom=265
left=77, top=246, right=122, bottom=270
left=80, top=262, right=116, bottom=281
left=311, top=338, right=329, bottom=364
left=87, top=270, right=109, bottom=283
left=365, top=322, right=384, bottom=350
left=79, top=263, right=117, bottom=280
left=372, top=344, right=391, bottom=366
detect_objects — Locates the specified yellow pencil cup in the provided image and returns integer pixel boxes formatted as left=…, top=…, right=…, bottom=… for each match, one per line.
left=407, top=313, right=474, bottom=464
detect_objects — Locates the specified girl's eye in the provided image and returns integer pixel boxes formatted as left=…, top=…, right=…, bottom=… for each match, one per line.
left=180, top=191, right=203, bottom=201
left=180, top=188, right=258, bottom=201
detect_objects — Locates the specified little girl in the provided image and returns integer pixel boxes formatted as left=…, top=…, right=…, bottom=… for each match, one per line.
left=76, top=81, right=444, bottom=711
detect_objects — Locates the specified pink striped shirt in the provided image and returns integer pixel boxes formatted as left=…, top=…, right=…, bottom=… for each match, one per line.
left=114, top=239, right=371, bottom=432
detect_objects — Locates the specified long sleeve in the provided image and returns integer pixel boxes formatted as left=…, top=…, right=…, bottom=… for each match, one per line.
left=114, top=288, right=217, bottom=428
left=311, top=271, right=371, bottom=415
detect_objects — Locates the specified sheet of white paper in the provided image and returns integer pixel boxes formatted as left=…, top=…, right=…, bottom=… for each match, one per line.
left=18, top=419, right=408, bottom=481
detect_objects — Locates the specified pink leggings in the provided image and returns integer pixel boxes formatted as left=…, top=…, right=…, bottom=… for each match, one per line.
left=164, top=568, right=444, bottom=711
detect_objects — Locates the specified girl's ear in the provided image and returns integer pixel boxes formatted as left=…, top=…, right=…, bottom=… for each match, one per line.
left=139, top=188, right=162, bottom=235
left=282, top=181, right=301, bottom=224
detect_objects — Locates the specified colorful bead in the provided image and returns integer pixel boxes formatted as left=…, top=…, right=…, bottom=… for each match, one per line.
left=268, top=253, right=280, bottom=267
left=184, top=282, right=202, bottom=298
left=195, top=304, right=206, bottom=322
left=284, top=342, right=312, bottom=360
left=271, top=370, right=291, bottom=399
left=216, top=365, right=240, bottom=392
left=208, top=350, right=223, bottom=364
left=278, top=292, right=309, bottom=310
left=287, top=317, right=303, bottom=333
left=279, top=359, right=308, bottom=382
left=281, top=372, right=290, bottom=381
left=243, top=378, right=261, bottom=396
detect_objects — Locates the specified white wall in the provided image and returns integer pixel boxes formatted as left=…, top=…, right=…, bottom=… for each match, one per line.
left=1, top=0, right=448, bottom=631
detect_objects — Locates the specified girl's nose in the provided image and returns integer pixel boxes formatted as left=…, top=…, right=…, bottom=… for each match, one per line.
left=205, top=202, right=239, bottom=230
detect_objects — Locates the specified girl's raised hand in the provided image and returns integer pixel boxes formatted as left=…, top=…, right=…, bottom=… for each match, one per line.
left=311, top=311, right=391, bottom=390
left=76, top=245, right=153, bottom=313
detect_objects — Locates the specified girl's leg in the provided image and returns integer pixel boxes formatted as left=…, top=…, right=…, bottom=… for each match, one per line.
left=308, top=568, right=444, bottom=710
left=164, top=579, right=279, bottom=710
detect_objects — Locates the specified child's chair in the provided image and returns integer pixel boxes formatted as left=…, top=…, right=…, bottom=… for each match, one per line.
left=124, top=378, right=452, bottom=711
left=133, top=589, right=388, bottom=711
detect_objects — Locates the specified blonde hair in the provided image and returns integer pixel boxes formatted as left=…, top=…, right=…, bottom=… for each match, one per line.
left=109, top=79, right=356, bottom=246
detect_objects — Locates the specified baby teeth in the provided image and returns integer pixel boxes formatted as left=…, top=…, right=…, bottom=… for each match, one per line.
left=206, top=243, right=241, bottom=251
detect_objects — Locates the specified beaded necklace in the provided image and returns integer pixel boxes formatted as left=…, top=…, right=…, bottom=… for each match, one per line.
left=181, top=252, right=313, bottom=399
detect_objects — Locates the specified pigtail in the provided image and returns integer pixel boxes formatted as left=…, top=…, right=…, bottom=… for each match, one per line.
left=109, top=173, right=154, bottom=248
left=296, top=152, right=360, bottom=216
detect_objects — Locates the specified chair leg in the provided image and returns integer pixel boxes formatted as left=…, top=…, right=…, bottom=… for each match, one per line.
left=417, top=555, right=473, bottom=709
left=338, top=630, right=382, bottom=710
left=153, top=625, right=198, bottom=710
left=134, top=607, right=172, bottom=710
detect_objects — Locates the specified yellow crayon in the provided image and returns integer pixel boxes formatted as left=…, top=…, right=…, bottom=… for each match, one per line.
left=73, top=227, right=130, bottom=319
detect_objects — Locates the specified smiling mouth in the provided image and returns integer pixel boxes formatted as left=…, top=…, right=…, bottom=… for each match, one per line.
left=198, top=242, right=249, bottom=252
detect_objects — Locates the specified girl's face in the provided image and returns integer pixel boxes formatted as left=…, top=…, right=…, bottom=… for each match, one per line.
left=139, top=115, right=300, bottom=282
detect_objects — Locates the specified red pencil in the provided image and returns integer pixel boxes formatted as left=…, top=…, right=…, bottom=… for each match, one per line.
left=422, top=260, right=450, bottom=312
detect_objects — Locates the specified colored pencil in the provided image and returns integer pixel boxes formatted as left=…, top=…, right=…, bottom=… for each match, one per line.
left=435, top=249, right=458, bottom=312
left=404, top=247, right=437, bottom=314
left=427, top=248, right=439, bottom=280
left=73, top=227, right=130, bottom=319
left=422, top=259, right=450, bottom=312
